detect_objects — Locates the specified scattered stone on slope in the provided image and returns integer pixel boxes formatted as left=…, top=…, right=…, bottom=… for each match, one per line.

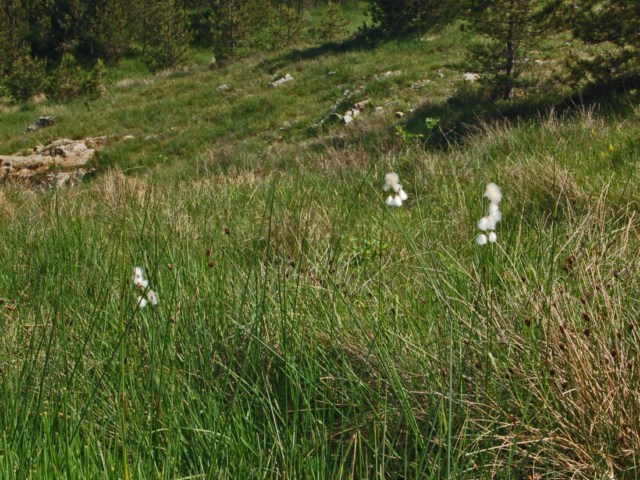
left=411, top=79, right=431, bottom=90
left=377, top=70, right=402, bottom=79
left=25, top=116, right=55, bottom=133
left=353, top=99, right=370, bottom=111
left=313, top=86, right=367, bottom=128
left=0, top=137, right=106, bottom=189
left=269, top=73, right=294, bottom=87
left=463, top=72, right=480, bottom=82
left=217, top=84, right=229, bottom=91
left=395, top=111, right=405, bottom=118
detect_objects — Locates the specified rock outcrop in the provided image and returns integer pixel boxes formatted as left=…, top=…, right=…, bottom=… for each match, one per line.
left=0, top=137, right=106, bottom=189
left=269, top=74, right=294, bottom=88
left=25, top=116, right=55, bottom=133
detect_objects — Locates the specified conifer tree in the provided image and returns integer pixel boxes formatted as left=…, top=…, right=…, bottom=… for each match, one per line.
left=0, top=0, right=47, bottom=101
left=467, top=0, right=558, bottom=100
left=311, top=1, right=348, bottom=43
left=85, top=0, right=131, bottom=62
left=569, top=0, right=640, bottom=86
left=367, top=0, right=462, bottom=36
left=23, top=0, right=85, bottom=59
left=270, top=3, right=304, bottom=47
left=144, top=0, right=191, bottom=71
left=0, top=0, right=28, bottom=73
left=210, top=0, right=269, bottom=61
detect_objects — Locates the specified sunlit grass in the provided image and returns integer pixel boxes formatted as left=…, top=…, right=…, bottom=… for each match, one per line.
left=1, top=4, right=640, bottom=478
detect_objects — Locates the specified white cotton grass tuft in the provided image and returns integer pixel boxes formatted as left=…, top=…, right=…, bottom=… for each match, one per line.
left=488, top=202, right=501, bottom=219
left=477, top=216, right=493, bottom=232
left=476, top=234, right=488, bottom=246
left=484, top=183, right=503, bottom=205
left=383, top=172, right=400, bottom=192
left=383, top=172, right=408, bottom=206
left=132, top=267, right=145, bottom=288
left=132, top=267, right=158, bottom=308
left=475, top=183, right=502, bottom=246
left=147, top=290, right=159, bottom=306
left=386, top=195, right=403, bottom=207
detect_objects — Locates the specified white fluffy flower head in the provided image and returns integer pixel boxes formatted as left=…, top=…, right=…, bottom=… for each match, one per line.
left=386, top=195, right=403, bottom=207
left=132, top=266, right=158, bottom=308
left=478, top=214, right=500, bottom=231
left=484, top=183, right=503, bottom=205
left=383, top=172, right=400, bottom=192
left=476, top=234, right=488, bottom=246
left=147, top=290, right=159, bottom=306
left=132, top=267, right=145, bottom=288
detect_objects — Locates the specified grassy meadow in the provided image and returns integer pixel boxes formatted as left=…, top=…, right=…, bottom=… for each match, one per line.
left=1, top=5, right=640, bottom=479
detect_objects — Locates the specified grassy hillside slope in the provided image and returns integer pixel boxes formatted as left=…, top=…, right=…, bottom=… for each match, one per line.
left=1, top=8, right=640, bottom=479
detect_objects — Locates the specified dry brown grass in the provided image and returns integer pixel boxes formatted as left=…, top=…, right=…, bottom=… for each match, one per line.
left=463, top=197, right=640, bottom=478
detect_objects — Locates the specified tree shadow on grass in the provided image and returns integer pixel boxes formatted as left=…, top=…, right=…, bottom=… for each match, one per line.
left=260, top=31, right=381, bottom=73
left=403, top=79, right=639, bottom=150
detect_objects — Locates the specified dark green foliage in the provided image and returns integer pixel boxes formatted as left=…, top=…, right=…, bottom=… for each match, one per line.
left=23, top=0, right=86, bottom=59
left=2, top=47, right=46, bottom=101
left=144, top=0, right=191, bottom=71
left=45, top=53, right=106, bottom=101
left=310, top=0, right=349, bottom=43
left=467, top=0, right=558, bottom=100
left=82, top=58, right=107, bottom=99
left=569, top=1, right=640, bottom=87
left=45, top=53, right=85, bottom=101
left=268, top=4, right=305, bottom=48
left=85, top=0, right=130, bottom=61
left=210, top=0, right=270, bottom=61
left=367, top=0, right=464, bottom=36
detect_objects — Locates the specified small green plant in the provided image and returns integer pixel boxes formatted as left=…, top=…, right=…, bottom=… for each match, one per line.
left=395, top=125, right=423, bottom=144
left=346, top=236, right=388, bottom=266
left=424, top=116, right=440, bottom=131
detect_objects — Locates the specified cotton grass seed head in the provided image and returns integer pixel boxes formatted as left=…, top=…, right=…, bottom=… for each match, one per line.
left=488, top=203, right=501, bottom=219
left=132, top=267, right=145, bottom=288
left=383, top=172, right=408, bottom=207
left=478, top=216, right=492, bottom=231
left=137, top=296, right=148, bottom=309
left=147, top=290, right=159, bottom=306
left=475, top=182, right=503, bottom=246
left=386, top=195, right=403, bottom=207
left=484, top=183, right=503, bottom=204
left=383, top=172, right=400, bottom=192
left=132, top=266, right=159, bottom=308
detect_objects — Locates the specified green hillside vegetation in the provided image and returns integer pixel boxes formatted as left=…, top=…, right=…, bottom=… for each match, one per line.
left=1, top=1, right=640, bottom=479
